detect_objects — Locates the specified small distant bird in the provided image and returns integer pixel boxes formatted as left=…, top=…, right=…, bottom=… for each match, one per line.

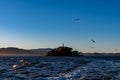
left=91, top=39, right=95, bottom=43
left=19, top=59, right=24, bottom=63
left=19, top=59, right=30, bottom=66
left=73, top=18, right=80, bottom=22
left=12, top=64, right=19, bottom=70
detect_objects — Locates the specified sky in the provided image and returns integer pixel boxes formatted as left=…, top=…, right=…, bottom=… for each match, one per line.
left=0, top=0, right=120, bottom=53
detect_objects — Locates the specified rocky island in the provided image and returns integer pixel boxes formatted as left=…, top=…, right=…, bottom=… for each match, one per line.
left=46, top=44, right=81, bottom=56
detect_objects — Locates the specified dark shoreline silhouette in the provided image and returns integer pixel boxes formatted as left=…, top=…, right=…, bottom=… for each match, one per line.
left=0, top=47, right=120, bottom=56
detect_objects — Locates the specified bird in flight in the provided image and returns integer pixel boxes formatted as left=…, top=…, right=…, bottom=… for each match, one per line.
left=73, top=17, right=80, bottom=22
left=91, top=39, right=95, bottom=43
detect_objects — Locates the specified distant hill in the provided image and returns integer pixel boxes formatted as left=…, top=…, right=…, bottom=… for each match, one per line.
left=0, top=47, right=120, bottom=56
left=28, top=48, right=53, bottom=56
left=0, top=47, right=42, bottom=56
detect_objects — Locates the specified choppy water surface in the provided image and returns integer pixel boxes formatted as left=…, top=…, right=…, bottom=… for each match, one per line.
left=0, top=56, right=120, bottom=80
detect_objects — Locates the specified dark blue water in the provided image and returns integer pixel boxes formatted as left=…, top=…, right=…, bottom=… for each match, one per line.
left=0, top=56, right=120, bottom=80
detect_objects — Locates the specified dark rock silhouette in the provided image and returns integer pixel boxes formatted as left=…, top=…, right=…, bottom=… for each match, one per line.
left=46, top=46, right=80, bottom=56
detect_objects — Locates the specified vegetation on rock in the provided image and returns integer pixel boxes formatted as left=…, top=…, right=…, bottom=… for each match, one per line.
left=46, top=46, right=80, bottom=56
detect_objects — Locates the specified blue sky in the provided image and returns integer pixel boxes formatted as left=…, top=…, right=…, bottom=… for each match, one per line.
left=0, top=0, right=120, bottom=53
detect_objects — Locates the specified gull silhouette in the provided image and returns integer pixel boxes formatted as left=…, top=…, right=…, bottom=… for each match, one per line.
left=91, top=39, right=95, bottom=43
left=73, top=18, right=80, bottom=22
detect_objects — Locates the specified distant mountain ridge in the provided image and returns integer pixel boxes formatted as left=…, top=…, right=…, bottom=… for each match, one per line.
left=28, top=48, right=53, bottom=56
left=0, top=47, right=50, bottom=56
left=0, top=47, right=120, bottom=56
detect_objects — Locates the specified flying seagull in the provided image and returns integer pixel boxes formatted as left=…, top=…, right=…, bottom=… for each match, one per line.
left=73, top=18, right=80, bottom=22
left=91, top=39, right=95, bottom=43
